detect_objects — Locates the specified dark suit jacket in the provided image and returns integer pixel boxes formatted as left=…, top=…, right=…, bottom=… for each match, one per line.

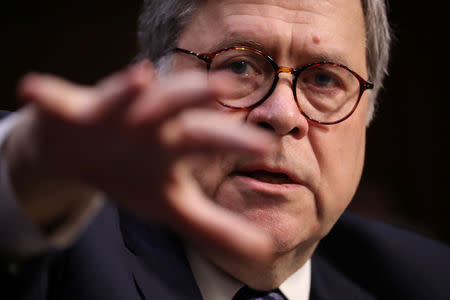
left=2, top=203, right=450, bottom=300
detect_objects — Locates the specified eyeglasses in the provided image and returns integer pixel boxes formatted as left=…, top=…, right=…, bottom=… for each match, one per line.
left=174, top=46, right=373, bottom=125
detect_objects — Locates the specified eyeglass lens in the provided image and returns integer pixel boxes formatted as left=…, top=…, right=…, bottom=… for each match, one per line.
left=208, top=48, right=362, bottom=123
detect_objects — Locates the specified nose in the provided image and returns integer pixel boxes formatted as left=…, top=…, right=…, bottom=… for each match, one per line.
left=245, top=75, right=309, bottom=139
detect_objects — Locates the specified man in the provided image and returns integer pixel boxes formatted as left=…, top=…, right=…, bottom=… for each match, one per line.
left=1, top=0, right=449, bottom=299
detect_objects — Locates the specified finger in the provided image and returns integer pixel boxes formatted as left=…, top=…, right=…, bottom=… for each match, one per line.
left=127, top=71, right=231, bottom=125
left=91, top=60, right=155, bottom=118
left=161, top=109, right=277, bottom=155
left=166, top=165, right=275, bottom=265
left=17, top=61, right=154, bottom=123
left=17, top=72, right=91, bottom=120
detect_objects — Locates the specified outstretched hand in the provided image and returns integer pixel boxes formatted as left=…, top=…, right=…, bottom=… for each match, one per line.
left=8, top=60, right=277, bottom=264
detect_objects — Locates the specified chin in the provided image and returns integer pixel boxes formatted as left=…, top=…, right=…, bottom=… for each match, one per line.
left=247, top=208, right=321, bottom=254
left=214, top=178, right=322, bottom=255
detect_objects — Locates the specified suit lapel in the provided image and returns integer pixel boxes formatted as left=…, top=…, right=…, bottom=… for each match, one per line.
left=119, top=212, right=203, bottom=300
left=119, top=210, right=378, bottom=300
left=310, top=253, right=376, bottom=300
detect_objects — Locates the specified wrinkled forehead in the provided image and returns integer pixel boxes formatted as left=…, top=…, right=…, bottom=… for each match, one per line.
left=179, top=0, right=366, bottom=68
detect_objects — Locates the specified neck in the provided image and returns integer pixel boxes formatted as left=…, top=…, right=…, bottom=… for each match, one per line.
left=201, top=241, right=318, bottom=290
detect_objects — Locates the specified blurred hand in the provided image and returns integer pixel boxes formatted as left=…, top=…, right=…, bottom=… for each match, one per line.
left=7, top=60, right=277, bottom=264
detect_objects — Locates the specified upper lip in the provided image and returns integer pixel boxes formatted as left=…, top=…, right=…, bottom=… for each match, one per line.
left=231, top=164, right=301, bottom=184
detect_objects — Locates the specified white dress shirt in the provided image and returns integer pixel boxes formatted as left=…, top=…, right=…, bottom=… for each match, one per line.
left=186, top=246, right=311, bottom=300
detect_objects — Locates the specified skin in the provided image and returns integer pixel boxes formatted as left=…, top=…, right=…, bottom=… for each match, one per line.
left=175, top=0, right=369, bottom=288
left=7, top=68, right=276, bottom=263
left=5, top=0, right=369, bottom=292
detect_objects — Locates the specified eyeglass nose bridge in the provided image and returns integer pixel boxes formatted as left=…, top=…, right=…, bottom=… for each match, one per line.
left=264, top=66, right=303, bottom=114
left=276, top=66, right=296, bottom=75
left=272, top=66, right=302, bottom=97
left=274, top=66, right=300, bottom=88
left=273, top=66, right=299, bottom=91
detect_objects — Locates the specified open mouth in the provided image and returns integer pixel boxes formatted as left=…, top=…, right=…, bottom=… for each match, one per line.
left=232, top=170, right=296, bottom=184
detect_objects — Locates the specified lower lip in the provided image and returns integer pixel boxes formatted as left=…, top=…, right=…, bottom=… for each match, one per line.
left=232, top=174, right=302, bottom=194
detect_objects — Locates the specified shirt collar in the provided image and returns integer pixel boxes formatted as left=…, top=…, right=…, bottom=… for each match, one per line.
left=185, top=246, right=311, bottom=300
left=279, top=259, right=311, bottom=300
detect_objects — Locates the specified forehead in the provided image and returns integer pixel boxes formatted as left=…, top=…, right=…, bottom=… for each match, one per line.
left=178, top=0, right=366, bottom=68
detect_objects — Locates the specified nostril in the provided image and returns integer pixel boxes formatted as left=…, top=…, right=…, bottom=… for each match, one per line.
left=257, top=122, right=274, bottom=131
left=289, top=127, right=299, bottom=135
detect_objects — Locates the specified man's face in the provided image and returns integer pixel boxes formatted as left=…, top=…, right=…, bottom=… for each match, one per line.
left=174, top=0, right=368, bottom=259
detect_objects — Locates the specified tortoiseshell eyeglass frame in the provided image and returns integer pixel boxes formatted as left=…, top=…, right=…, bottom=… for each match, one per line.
left=173, top=46, right=374, bottom=125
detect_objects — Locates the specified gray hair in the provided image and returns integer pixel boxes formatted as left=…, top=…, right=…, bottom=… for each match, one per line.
left=136, top=0, right=392, bottom=124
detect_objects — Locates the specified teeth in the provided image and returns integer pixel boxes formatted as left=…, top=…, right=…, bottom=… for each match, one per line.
left=239, top=170, right=293, bottom=184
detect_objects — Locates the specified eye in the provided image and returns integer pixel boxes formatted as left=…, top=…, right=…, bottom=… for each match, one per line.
left=299, top=66, right=344, bottom=92
left=229, top=61, right=251, bottom=75
left=306, top=71, right=341, bottom=89
left=313, top=72, right=336, bottom=87
left=221, top=59, right=260, bottom=77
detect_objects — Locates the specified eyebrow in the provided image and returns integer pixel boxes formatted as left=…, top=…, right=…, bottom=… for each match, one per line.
left=303, top=52, right=352, bottom=67
left=208, top=35, right=268, bottom=54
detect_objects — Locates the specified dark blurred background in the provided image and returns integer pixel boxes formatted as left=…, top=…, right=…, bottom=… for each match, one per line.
left=1, top=1, right=449, bottom=245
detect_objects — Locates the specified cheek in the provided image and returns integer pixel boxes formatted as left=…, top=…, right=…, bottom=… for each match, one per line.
left=213, top=178, right=322, bottom=252
left=312, top=117, right=366, bottom=231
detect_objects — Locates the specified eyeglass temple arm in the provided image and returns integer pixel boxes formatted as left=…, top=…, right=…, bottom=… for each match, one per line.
left=363, top=82, right=374, bottom=90
left=351, top=70, right=374, bottom=91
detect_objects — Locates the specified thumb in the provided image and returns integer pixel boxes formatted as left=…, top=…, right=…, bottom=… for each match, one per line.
left=164, top=164, right=275, bottom=265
